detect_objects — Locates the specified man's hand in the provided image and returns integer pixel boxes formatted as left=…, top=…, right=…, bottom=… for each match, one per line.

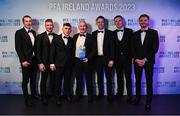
left=22, top=61, right=30, bottom=67
left=108, top=60, right=114, bottom=68
left=50, top=64, right=56, bottom=71
left=38, top=63, right=45, bottom=72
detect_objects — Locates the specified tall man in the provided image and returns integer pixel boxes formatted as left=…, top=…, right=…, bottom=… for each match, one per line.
left=36, top=19, right=56, bottom=105
left=50, top=23, right=73, bottom=106
left=92, top=16, right=114, bottom=102
left=15, top=15, right=38, bottom=106
left=132, top=14, right=159, bottom=112
left=113, top=15, right=133, bottom=103
left=72, top=20, right=96, bottom=103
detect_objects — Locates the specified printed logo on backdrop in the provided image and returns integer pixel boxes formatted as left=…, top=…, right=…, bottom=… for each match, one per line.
left=0, top=67, right=10, bottom=73
left=177, top=36, right=180, bottom=42
left=1, top=51, right=18, bottom=58
left=32, top=18, right=45, bottom=26
left=174, top=67, right=180, bottom=73
left=127, top=18, right=139, bottom=27
left=0, top=35, right=8, bottom=43
left=154, top=67, right=165, bottom=73
left=161, top=19, right=180, bottom=26
left=157, top=81, right=176, bottom=88
left=0, top=81, right=22, bottom=94
left=63, top=18, right=84, bottom=26
left=48, top=0, right=136, bottom=12
left=159, top=51, right=179, bottom=58
left=0, top=19, right=20, bottom=26
left=159, top=35, right=166, bottom=43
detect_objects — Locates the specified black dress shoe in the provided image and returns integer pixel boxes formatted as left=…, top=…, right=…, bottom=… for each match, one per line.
left=31, top=94, right=40, bottom=100
left=132, top=98, right=140, bottom=105
left=88, top=96, right=94, bottom=103
left=42, top=98, right=48, bottom=105
left=66, top=96, right=72, bottom=102
left=126, top=97, right=133, bottom=104
left=145, top=104, right=151, bottom=112
left=56, top=100, right=62, bottom=106
left=24, top=99, right=33, bottom=107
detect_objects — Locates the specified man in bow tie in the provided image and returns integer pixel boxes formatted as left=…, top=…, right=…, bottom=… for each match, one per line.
left=15, top=15, right=38, bottom=106
left=132, top=14, right=159, bottom=112
left=49, top=23, right=74, bottom=105
left=72, top=20, right=96, bottom=103
left=113, top=15, right=133, bottom=103
left=92, top=16, right=115, bottom=103
left=36, top=19, right=58, bottom=105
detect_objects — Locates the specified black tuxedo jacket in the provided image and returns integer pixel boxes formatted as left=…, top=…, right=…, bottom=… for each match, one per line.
left=15, top=27, right=36, bottom=63
left=132, top=28, right=159, bottom=64
left=92, top=29, right=114, bottom=63
left=72, top=33, right=96, bottom=66
left=35, top=32, right=58, bottom=67
left=49, top=34, right=73, bottom=67
left=113, top=28, right=133, bottom=61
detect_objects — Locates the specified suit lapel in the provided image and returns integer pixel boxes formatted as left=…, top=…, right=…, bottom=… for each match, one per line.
left=22, top=28, right=33, bottom=47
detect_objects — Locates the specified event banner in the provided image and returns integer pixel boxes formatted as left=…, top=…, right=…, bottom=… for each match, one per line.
left=0, top=0, right=180, bottom=94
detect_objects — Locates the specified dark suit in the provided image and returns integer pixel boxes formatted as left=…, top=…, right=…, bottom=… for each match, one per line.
left=72, top=33, right=96, bottom=100
left=35, top=32, right=56, bottom=99
left=15, top=27, right=37, bottom=100
left=132, top=28, right=159, bottom=104
left=113, top=28, right=133, bottom=99
left=49, top=34, right=73, bottom=99
left=92, top=29, right=114, bottom=98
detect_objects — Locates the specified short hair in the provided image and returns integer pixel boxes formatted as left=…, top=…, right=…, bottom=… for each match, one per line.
left=139, top=14, right=150, bottom=20
left=22, top=15, right=32, bottom=22
left=78, top=20, right=87, bottom=27
left=114, top=15, right=123, bottom=21
left=45, top=19, right=53, bottom=23
left=96, top=16, right=105, bottom=22
left=63, top=23, right=71, bottom=27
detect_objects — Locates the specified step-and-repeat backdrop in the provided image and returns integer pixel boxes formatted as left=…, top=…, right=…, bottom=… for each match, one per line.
left=0, top=0, right=180, bottom=94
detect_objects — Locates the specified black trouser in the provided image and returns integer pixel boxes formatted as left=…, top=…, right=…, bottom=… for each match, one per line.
left=134, top=62, right=154, bottom=104
left=115, top=56, right=132, bottom=98
left=55, top=66, right=72, bottom=99
left=74, top=58, right=93, bottom=98
left=40, top=67, right=54, bottom=99
left=96, top=56, right=114, bottom=97
left=21, top=57, right=37, bottom=100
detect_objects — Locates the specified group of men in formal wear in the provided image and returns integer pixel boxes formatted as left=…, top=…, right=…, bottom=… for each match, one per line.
left=15, top=14, right=159, bottom=112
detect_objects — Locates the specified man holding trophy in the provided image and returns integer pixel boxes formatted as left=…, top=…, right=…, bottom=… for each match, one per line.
left=72, top=20, right=96, bottom=103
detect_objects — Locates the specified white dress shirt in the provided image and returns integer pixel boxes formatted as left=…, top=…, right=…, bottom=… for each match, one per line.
left=46, top=31, right=53, bottom=44
left=140, top=27, right=148, bottom=45
left=75, top=33, right=86, bottom=58
left=97, top=29, right=105, bottom=56
left=117, top=27, right=124, bottom=41
left=62, top=33, right=69, bottom=45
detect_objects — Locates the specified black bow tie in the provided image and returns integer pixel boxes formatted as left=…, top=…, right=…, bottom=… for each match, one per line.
left=98, top=31, right=104, bottom=33
left=48, top=33, right=53, bottom=36
left=80, top=34, right=85, bottom=37
left=117, top=30, right=123, bottom=32
left=28, top=30, right=33, bottom=33
left=63, top=36, right=69, bottom=39
left=141, top=30, right=148, bottom=33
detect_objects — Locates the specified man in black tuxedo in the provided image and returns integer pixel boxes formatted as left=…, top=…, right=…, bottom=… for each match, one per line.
left=132, top=14, right=159, bottom=112
left=15, top=15, right=38, bottom=106
left=92, top=16, right=114, bottom=102
left=113, top=15, right=133, bottom=103
left=35, top=19, right=56, bottom=105
left=50, top=23, right=74, bottom=106
left=72, top=20, right=96, bottom=103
